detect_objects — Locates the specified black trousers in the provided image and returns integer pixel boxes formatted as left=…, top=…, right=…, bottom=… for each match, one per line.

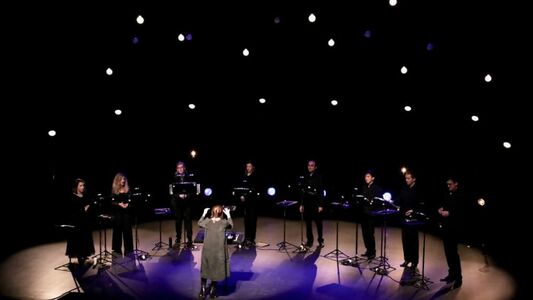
left=401, top=226, right=419, bottom=265
left=112, top=209, right=133, bottom=254
left=243, top=201, right=257, bottom=242
left=442, top=229, right=462, bottom=280
left=303, top=206, right=323, bottom=246
left=171, top=197, right=193, bottom=243
left=361, top=213, right=376, bottom=254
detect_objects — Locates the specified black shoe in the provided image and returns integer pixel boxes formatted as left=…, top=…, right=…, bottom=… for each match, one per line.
left=400, top=261, right=409, bottom=267
left=208, top=283, right=217, bottom=298
left=452, top=280, right=462, bottom=289
left=199, top=283, right=206, bottom=299
left=317, top=241, right=324, bottom=248
left=440, top=275, right=454, bottom=283
left=366, top=253, right=376, bottom=259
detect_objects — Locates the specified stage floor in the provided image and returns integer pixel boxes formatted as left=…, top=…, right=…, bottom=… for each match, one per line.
left=0, top=217, right=515, bottom=299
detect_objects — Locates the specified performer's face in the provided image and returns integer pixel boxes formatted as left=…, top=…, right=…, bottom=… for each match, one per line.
left=176, top=164, right=185, bottom=174
left=246, top=163, right=254, bottom=174
left=120, top=177, right=126, bottom=186
left=77, top=182, right=85, bottom=194
left=307, top=161, right=317, bottom=173
left=365, top=174, right=374, bottom=185
left=447, top=180, right=458, bottom=192
left=405, top=174, right=415, bottom=187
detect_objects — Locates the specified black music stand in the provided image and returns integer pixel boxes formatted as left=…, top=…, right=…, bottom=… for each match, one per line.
left=324, top=201, right=350, bottom=261
left=275, top=200, right=299, bottom=252
left=92, top=214, right=114, bottom=270
left=294, top=207, right=310, bottom=253
left=153, top=207, right=171, bottom=250
left=369, top=198, right=399, bottom=276
left=342, top=193, right=366, bottom=267
left=232, top=186, right=251, bottom=249
left=128, top=189, right=151, bottom=261
left=405, top=212, right=433, bottom=289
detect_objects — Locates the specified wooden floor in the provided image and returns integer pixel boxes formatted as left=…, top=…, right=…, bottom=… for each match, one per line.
left=0, top=217, right=516, bottom=300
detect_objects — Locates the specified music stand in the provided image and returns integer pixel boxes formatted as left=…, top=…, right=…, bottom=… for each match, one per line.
left=404, top=212, right=433, bottom=289
left=369, top=197, right=399, bottom=276
left=342, top=193, right=365, bottom=267
left=129, top=189, right=151, bottom=260
left=324, top=201, right=350, bottom=261
left=275, top=200, right=299, bottom=252
left=92, top=214, right=114, bottom=270
left=153, top=207, right=171, bottom=250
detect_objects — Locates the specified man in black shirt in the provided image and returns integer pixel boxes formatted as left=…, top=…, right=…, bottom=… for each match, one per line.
left=360, top=170, right=383, bottom=259
left=299, top=160, right=325, bottom=249
left=171, top=161, right=196, bottom=249
left=397, top=171, right=423, bottom=269
left=438, top=177, right=464, bottom=288
left=239, top=161, right=259, bottom=248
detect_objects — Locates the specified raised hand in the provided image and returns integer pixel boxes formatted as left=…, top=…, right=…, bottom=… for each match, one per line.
left=202, top=207, right=210, bottom=217
left=223, top=207, right=231, bottom=217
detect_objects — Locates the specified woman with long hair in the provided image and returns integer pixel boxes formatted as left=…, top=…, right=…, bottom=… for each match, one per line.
left=198, top=205, right=233, bottom=298
left=65, top=178, right=95, bottom=264
left=111, top=173, right=133, bottom=256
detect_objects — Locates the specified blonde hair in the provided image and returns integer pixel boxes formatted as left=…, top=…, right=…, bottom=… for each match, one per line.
left=210, top=205, right=223, bottom=218
left=112, top=173, right=130, bottom=195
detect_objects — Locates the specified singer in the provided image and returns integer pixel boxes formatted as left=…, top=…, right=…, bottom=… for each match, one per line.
left=170, top=161, right=197, bottom=249
left=299, top=160, right=325, bottom=249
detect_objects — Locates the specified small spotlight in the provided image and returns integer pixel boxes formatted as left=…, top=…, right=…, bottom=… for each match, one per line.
left=471, top=115, right=479, bottom=122
left=185, top=33, right=192, bottom=41
left=426, top=43, right=434, bottom=51
left=204, top=188, right=213, bottom=197
left=383, top=192, right=392, bottom=201
left=259, top=98, right=266, bottom=104
left=190, top=150, right=197, bottom=158
left=328, top=39, right=335, bottom=47
left=477, top=198, right=486, bottom=206
left=136, top=15, right=144, bottom=25
left=404, top=105, right=412, bottom=112
left=323, top=190, right=327, bottom=197
left=484, top=74, right=492, bottom=83
left=132, top=36, right=139, bottom=45
left=106, top=68, right=113, bottom=76
left=267, top=187, right=276, bottom=196
left=330, top=99, right=338, bottom=106
left=188, top=103, right=196, bottom=110
left=308, top=13, right=316, bottom=23
left=274, top=17, right=281, bottom=24
left=48, top=130, right=56, bottom=137
left=401, top=167, right=407, bottom=174
left=503, top=142, right=511, bottom=149
left=389, top=0, right=398, bottom=7
left=114, top=109, right=122, bottom=116
left=364, top=30, right=372, bottom=38
left=177, top=34, right=185, bottom=42
left=401, top=66, right=408, bottom=74
left=243, top=48, right=250, bottom=57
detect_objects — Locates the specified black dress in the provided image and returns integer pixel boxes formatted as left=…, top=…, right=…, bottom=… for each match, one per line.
left=65, top=193, right=95, bottom=259
left=111, top=192, right=134, bottom=254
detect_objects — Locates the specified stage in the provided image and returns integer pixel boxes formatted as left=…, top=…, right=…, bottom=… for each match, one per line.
left=0, top=217, right=515, bottom=300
